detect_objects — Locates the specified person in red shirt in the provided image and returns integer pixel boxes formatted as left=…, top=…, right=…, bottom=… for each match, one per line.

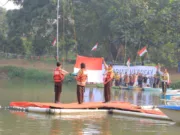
left=53, top=62, right=69, bottom=103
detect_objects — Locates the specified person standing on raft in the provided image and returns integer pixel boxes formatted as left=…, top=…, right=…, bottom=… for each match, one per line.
left=75, top=63, right=88, bottom=104
left=102, top=58, right=114, bottom=103
left=53, top=62, right=69, bottom=103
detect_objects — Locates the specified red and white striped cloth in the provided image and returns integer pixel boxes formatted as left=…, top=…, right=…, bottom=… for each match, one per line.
left=74, top=55, right=103, bottom=83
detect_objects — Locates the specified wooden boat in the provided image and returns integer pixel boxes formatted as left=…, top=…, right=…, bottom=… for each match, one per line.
left=158, top=105, right=180, bottom=123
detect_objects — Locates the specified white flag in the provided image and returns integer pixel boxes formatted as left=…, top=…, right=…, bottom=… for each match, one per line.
left=91, top=43, right=98, bottom=51
left=52, top=38, right=56, bottom=46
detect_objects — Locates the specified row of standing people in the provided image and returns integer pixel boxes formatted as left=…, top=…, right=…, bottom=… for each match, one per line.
left=113, top=73, right=162, bottom=88
left=53, top=58, right=114, bottom=104
left=113, top=67, right=170, bottom=94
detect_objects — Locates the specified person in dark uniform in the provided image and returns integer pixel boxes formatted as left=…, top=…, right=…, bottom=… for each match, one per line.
left=137, top=73, right=143, bottom=88
left=53, top=62, right=69, bottom=103
left=102, top=58, right=114, bottom=103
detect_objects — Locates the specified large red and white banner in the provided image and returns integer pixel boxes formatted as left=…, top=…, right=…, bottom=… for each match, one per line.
left=74, top=55, right=103, bottom=83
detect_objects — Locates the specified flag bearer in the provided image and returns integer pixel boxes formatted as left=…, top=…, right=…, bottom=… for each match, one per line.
left=102, top=58, right=114, bottom=103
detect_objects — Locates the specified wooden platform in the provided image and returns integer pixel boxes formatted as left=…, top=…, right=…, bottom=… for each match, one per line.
left=10, top=101, right=164, bottom=116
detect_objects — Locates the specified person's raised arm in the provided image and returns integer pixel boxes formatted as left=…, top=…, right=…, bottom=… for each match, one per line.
left=102, top=57, right=108, bottom=70
left=157, top=63, right=163, bottom=75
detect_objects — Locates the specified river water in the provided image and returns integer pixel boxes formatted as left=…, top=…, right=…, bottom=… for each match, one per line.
left=0, top=80, right=180, bottom=135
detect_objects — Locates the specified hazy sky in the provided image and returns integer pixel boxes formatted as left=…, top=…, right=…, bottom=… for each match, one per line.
left=0, top=0, right=19, bottom=10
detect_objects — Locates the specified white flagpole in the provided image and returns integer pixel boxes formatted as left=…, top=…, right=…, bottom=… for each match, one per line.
left=56, top=0, right=60, bottom=61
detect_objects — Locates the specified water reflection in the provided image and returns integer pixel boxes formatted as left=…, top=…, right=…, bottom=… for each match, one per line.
left=84, top=88, right=161, bottom=106
left=50, top=119, right=61, bottom=135
left=6, top=111, right=180, bottom=135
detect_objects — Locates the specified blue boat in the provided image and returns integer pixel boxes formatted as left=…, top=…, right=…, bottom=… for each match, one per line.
left=158, top=105, right=180, bottom=123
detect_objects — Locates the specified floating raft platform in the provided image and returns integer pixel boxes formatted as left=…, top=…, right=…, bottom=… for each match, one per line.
left=8, top=101, right=171, bottom=121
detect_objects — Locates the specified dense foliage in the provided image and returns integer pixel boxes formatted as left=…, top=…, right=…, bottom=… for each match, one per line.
left=0, top=0, right=180, bottom=67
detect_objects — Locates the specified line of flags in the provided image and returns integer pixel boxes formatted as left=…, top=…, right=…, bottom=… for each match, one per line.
left=52, top=38, right=99, bottom=52
left=51, top=38, right=148, bottom=66
left=52, top=37, right=148, bottom=56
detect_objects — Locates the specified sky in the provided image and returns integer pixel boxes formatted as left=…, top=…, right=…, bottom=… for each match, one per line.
left=0, top=0, right=20, bottom=10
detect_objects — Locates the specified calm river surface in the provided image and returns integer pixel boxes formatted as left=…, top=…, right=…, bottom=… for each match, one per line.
left=0, top=80, right=180, bottom=135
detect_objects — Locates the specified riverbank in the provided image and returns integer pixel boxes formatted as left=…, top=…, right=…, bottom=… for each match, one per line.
left=0, top=66, right=74, bottom=84
left=0, top=58, right=179, bottom=83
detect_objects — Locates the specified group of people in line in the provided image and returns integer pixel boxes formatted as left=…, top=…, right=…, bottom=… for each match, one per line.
left=53, top=59, right=170, bottom=104
left=113, top=69, right=170, bottom=89
left=52, top=58, right=114, bottom=104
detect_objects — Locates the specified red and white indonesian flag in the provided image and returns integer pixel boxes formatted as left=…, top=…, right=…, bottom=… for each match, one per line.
left=91, top=43, right=98, bottom=51
left=74, top=55, right=103, bottom=83
left=138, top=46, right=147, bottom=56
left=52, top=38, right=56, bottom=46
left=126, top=58, right=130, bottom=67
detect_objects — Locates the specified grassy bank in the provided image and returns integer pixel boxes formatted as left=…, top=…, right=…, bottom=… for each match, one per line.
left=170, top=81, right=180, bottom=89
left=0, top=66, right=74, bottom=84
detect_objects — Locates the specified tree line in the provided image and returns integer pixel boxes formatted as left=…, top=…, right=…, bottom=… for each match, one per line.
left=0, top=0, right=180, bottom=67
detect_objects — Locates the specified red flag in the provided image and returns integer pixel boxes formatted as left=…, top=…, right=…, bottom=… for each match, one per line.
left=91, top=43, right=98, bottom=51
left=138, top=46, right=147, bottom=56
left=52, top=38, right=56, bottom=46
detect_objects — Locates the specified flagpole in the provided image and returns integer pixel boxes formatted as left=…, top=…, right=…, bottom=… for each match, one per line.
left=56, top=0, right=60, bottom=62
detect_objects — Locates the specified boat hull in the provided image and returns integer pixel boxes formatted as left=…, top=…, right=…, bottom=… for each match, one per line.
left=158, top=106, right=180, bottom=123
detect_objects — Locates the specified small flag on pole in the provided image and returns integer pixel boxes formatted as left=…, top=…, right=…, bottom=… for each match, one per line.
left=138, top=46, right=147, bottom=56
left=52, top=38, right=57, bottom=46
left=91, top=43, right=98, bottom=51
left=126, top=58, right=130, bottom=67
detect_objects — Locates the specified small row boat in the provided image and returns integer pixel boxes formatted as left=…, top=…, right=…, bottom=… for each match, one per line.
left=96, top=84, right=126, bottom=90
left=96, top=84, right=140, bottom=90
left=158, top=105, right=180, bottom=123
left=161, top=90, right=180, bottom=100
left=127, top=86, right=142, bottom=91
left=160, top=90, right=180, bottom=106
left=143, top=87, right=172, bottom=92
